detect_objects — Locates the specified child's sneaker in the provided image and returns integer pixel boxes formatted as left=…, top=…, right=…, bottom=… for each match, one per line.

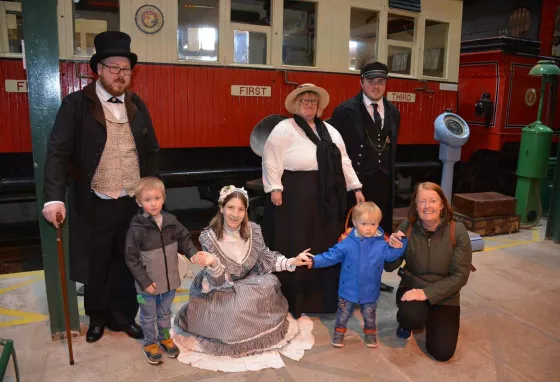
left=364, top=332, right=378, bottom=348
left=331, top=331, right=345, bottom=348
left=396, top=326, right=412, bottom=340
left=159, top=338, right=180, bottom=358
left=143, top=344, right=163, bottom=365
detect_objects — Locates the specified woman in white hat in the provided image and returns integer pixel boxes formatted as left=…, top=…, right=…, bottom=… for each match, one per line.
left=262, top=84, right=365, bottom=318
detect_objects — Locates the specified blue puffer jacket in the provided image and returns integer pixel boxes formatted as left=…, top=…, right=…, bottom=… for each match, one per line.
left=312, top=228, right=407, bottom=304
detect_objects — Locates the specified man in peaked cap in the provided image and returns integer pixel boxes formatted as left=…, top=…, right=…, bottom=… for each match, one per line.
left=329, top=62, right=401, bottom=293
left=43, top=31, right=160, bottom=343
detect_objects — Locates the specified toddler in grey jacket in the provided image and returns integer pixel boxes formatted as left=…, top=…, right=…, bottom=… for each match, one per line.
left=125, top=177, right=200, bottom=365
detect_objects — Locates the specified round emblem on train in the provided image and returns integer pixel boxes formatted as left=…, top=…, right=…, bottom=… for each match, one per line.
left=135, top=5, right=164, bottom=34
left=525, top=88, right=537, bottom=107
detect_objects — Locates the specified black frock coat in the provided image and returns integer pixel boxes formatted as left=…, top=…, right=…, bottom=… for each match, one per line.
left=43, top=81, right=160, bottom=284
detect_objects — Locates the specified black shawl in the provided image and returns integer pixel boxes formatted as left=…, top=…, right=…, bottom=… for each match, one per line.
left=293, top=114, right=347, bottom=222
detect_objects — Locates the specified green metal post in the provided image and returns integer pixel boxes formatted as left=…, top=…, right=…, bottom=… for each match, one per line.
left=0, top=339, right=19, bottom=382
left=515, top=61, right=560, bottom=226
left=21, top=0, right=80, bottom=338
left=545, top=141, right=560, bottom=243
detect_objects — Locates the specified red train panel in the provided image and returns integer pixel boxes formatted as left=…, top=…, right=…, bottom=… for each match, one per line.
left=2, top=58, right=456, bottom=154
left=458, top=51, right=560, bottom=161
left=0, top=59, right=31, bottom=153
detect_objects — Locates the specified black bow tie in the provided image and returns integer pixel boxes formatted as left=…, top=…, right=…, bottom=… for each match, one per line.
left=107, top=97, right=123, bottom=104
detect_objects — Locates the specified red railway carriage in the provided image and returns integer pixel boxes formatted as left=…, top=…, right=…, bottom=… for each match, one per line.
left=455, top=0, right=560, bottom=195
left=2, top=0, right=460, bottom=198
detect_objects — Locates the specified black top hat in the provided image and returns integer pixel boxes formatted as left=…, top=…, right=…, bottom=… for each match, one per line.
left=90, top=31, right=138, bottom=74
left=361, top=62, right=388, bottom=79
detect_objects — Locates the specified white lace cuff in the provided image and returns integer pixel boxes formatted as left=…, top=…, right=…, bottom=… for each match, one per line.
left=275, top=256, right=296, bottom=272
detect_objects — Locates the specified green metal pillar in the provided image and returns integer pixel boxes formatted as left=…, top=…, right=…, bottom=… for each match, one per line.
left=515, top=61, right=560, bottom=226
left=546, top=141, right=560, bottom=243
left=21, top=0, right=80, bottom=338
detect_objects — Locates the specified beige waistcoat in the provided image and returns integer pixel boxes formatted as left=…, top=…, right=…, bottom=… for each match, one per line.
left=91, top=104, right=140, bottom=199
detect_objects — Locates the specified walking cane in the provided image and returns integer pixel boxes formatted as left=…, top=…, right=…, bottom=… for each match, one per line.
left=55, top=213, right=75, bottom=365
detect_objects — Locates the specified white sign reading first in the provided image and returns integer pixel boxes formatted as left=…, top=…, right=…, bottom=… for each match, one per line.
left=231, top=85, right=271, bottom=97
left=5, top=80, right=28, bottom=93
left=387, top=92, right=416, bottom=102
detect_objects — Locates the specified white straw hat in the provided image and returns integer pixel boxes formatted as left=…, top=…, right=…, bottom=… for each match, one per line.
left=284, top=83, right=330, bottom=118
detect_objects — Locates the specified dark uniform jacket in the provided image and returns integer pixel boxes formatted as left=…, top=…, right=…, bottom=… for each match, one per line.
left=385, top=220, right=472, bottom=306
left=329, top=92, right=401, bottom=215
left=43, top=81, right=160, bottom=284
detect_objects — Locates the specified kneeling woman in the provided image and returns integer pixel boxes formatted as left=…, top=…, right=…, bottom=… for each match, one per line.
left=385, top=182, right=472, bottom=361
left=173, top=186, right=312, bottom=372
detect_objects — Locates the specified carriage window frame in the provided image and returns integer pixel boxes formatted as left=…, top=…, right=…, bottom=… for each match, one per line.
left=348, top=6, right=381, bottom=73
left=385, top=10, right=418, bottom=79
left=421, top=18, right=450, bottom=80
left=228, top=22, right=271, bottom=67
left=0, top=1, right=23, bottom=57
left=71, top=0, right=120, bottom=58
left=280, top=0, right=319, bottom=69
left=177, top=0, right=220, bottom=63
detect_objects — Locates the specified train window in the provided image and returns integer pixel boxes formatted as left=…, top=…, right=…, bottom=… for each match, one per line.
left=282, top=0, right=316, bottom=67
left=178, top=0, right=219, bottom=62
left=233, top=29, right=268, bottom=64
left=231, top=0, right=271, bottom=26
left=423, top=20, right=448, bottom=78
left=387, top=13, right=415, bottom=75
left=388, top=45, right=411, bottom=74
left=508, top=8, right=531, bottom=38
left=349, top=8, right=379, bottom=71
left=72, top=0, right=119, bottom=57
left=0, top=0, right=23, bottom=55
left=387, top=14, right=415, bottom=43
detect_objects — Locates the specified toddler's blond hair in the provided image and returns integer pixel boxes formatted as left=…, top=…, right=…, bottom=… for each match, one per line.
left=134, top=177, right=166, bottom=200
left=352, top=201, right=382, bottom=223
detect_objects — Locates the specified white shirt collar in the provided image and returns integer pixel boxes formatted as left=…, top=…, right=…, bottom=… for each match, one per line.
left=96, top=80, right=125, bottom=103
left=362, top=93, right=384, bottom=111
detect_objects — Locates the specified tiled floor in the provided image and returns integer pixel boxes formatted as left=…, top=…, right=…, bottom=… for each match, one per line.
left=1, top=223, right=559, bottom=381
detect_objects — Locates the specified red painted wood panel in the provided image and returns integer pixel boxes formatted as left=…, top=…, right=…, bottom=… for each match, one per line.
left=458, top=50, right=560, bottom=161
left=3, top=60, right=457, bottom=152
left=458, top=61, right=498, bottom=127
left=0, top=59, right=31, bottom=153
left=539, top=0, right=560, bottom=57
left=506, top=64, right=545, bottom=127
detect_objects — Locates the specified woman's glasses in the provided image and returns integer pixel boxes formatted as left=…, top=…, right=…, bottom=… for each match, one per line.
left=300, top=99, right=319, bottom=106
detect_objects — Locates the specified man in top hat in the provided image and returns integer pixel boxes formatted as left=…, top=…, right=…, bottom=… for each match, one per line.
left=329, top=62, right=401, bottom=293
left=42, top=31, right=160, bottom=343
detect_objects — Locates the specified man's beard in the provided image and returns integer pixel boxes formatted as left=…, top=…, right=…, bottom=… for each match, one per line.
left=99, top=75, right=128, bottom=97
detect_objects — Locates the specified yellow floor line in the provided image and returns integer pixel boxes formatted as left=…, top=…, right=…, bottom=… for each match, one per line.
left=483, top=240, right=534, bottom=252
left=532, top=229, right=540, bottom=242
left=483, top=236, right=525, bottom=242
left=0, top=275, right=44, bottom=294
left=0, top=270, right=44, bottom=279
left=0, top=307, right=48, bottom=327
left=173, top=295, right=189, bottom=303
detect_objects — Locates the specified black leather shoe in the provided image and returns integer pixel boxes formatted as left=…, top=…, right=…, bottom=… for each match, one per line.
left=380, top=282, right=394, bottom=293
left=108, top=322, right=144, bottom=339
left=86, top=325, right=104, bottom=343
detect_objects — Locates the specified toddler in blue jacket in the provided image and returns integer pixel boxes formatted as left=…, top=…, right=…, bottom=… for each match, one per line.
left=301, top=202, right=407, bottom=348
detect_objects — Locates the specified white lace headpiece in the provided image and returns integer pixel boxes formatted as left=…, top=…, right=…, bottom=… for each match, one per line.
left=218, top=185, right=249, bottom=205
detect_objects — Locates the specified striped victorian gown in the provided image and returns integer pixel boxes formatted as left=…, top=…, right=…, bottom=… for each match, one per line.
left=174, top=222, right=299, bottom=357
